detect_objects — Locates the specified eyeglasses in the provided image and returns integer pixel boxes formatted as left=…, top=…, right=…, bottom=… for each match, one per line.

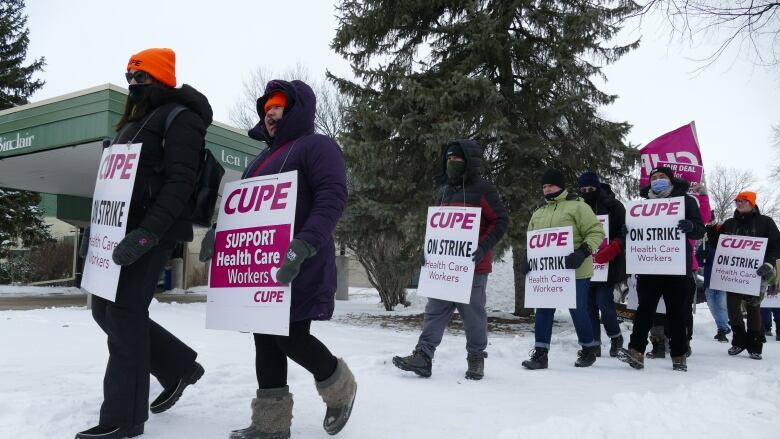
left=125, top=71, right=150, bottom=84
left=580, top=187, right=597, bottom=193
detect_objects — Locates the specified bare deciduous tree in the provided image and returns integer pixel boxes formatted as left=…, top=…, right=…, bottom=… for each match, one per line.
left=229, top=63, right=347, bottom=140
left=706, top=165, right=755, bottom=222
left=632, top=1, right=780, bottom=67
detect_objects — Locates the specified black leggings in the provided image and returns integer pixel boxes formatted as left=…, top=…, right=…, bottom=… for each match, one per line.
left=254, top=320, right=338, bottom=389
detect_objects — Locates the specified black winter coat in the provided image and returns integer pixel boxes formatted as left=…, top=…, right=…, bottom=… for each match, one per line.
left=639, top=178, right=705, bottom=273
left=434, top=139, right=508, bottom=274
left=115, top=84, right=213, bottom=242
left=584, top=183, right=626, bottom=284
left=715, top=206, right=780, bottom=265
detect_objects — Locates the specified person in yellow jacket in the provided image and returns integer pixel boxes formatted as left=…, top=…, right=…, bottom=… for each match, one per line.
left=521, top=169, right=605, bottom=369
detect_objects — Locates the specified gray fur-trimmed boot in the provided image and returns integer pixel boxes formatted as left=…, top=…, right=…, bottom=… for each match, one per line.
left=315, top=358, right=357, bottom=436
left=228, top=386, right=292, bottom=439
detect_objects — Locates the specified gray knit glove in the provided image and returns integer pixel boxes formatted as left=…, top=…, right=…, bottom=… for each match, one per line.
left=199, top=226, right=216, bottom=262
left=276, top=239, right=316, bottom=284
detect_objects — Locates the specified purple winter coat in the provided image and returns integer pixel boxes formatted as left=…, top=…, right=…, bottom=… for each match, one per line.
left=243, top=80, right=347, bottom=322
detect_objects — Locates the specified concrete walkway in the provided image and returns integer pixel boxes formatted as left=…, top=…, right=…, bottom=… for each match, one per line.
left=0, top=292, right=206, bottom=310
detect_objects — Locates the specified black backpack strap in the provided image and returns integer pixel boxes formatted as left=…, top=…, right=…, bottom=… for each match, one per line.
left=162, top=104, right=189, bottom=143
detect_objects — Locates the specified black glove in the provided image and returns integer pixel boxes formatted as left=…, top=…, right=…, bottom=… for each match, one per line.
left=620, top=224, right=629, bottom=239
left=677, top=219, right=694, bottom=234
left=757, top=262, right=775, bottom=279
left=199, top=225, right=216, bottom=262
left=472, top=246, right=487, bottom=264
left=521, top=255, right=531, bottom=275
left=79, top=226, right=90, bottom=258
left=564, top=246, right=590, bottom=270
left=111, top=228, right=160, bottom=266
left=276, top=239, right=316, bottom=284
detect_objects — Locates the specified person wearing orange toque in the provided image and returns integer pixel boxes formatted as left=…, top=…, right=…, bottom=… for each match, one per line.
left=710, top=191, right=780, bottom=360
left=76, top=48, right=212, bottom=439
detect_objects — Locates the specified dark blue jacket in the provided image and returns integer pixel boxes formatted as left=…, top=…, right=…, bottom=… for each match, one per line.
left=244, top=80, right=347, bottom=322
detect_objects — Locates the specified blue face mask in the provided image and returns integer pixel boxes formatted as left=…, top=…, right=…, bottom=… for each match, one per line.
left=651, top=179, right=670, bottom=193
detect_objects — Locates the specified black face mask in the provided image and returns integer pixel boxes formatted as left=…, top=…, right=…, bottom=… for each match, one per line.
left=581, top=191, right=599, bottom=203
left=128, top=83, right=151, bottom=102
left=544, top=189, right=564, bottom=200
left=446, top=160, right=466, bottom=180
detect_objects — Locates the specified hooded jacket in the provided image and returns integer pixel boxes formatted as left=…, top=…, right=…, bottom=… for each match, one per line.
left=243, top=80, right=347, bottom=322
left=434, top=139, right=508, bottom=274
left=712, top=206, right=780, bottom=266
left=528, top=190, right=605, bottom=279
left=639, top=178, right=705, bottom=273
left=583, top=183, right=627, bottom=285
left=116, top=84, right=213, bottom=242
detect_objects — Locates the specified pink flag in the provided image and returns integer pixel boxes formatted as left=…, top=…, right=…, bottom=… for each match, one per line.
left=639, top=122, right=711, bottom=224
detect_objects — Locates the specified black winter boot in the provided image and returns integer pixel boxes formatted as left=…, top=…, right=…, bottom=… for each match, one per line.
left=465, top=353, right=485, bottom=380
left=316, top=358, right=357, bottom=435
left=229, top=386, right=292, bottom=439
left=609, top=335, right=624, bottom=357
left=714, top=329, right=729, bottom=343
left=646, top=335, right=666, bottom=359
left=75, top=424, right=144, bottom=439
left=575, top=346, right=598, bottom=368
left=522, top=348, right=549, bottom=370
left=729, top=327, right=748, bottom=356
left=747, top=331, right=766, bottom=360
left=150, top=361, right=204, bottom=414
left=392, top=349, right=432, bottom=378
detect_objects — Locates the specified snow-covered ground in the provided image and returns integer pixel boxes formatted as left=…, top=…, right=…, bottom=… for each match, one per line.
left=2, top=285, right=779, bottom=439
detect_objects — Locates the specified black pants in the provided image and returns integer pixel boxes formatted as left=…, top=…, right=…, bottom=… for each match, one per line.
left=91, top=240, right=197, bottom=428
left=629, top=274, right=692, bottom=357
left=727, top=292, right=763, bottom=334
left=254, top=320, right=337, bottom=389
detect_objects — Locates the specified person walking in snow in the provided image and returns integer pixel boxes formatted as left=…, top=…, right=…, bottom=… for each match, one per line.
left=521, top=169, right=605, bottom=370
left=617, top=167, right=704, bottom=372
left=700, top=214, right=731, bottom=343
left=76, top=48, right=207, bottom=439
left=578, top=171, right=626, bottom=357
left=711, top=191, right=780, bottom=360
left=392, top=140, right=508, bottom=380
left=200, top=79, right=355, bottom=439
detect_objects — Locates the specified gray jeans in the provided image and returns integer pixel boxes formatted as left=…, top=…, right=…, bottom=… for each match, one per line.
left=416, top=274, right=489, bottom=359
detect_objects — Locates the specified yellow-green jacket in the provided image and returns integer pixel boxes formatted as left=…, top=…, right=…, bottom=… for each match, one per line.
left=527, top=190, right=605, bottom=279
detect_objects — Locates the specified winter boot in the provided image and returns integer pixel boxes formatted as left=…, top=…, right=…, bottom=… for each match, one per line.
left=316, top=358, right=357, bottom=436
left=729, top=327, right=748, bottom=356
left=228, top=386, right=292, bottom=439
left=521, top=348, right=549, bottom=370
left=574, top=346, right=598, bottom=368
left=392, top=349, right=432, bottom=378
left=747, top=331, right=766, bottom=360
left=672, top=356, right=687, bottom=372
left=75, top=424, right=144, bottom=439
left=150, top=361, right=204, bottom=414
left=465, top=353, right=484, bottom=380
left=616, top=347, right=645, bottom=370
left=609, top=335, right=624, bottom=358
left=645, top=334, right=666, bottom=359
left=714, top=329, right=729, bottom=343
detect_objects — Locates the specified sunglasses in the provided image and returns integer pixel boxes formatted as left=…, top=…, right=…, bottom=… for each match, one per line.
left=125, top=71, right=151, bottom=84
left=580, top=187, right=597, bottom=193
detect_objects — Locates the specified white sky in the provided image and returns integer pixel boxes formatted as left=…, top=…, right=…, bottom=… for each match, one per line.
left=23, top=0, right=780, bottom=186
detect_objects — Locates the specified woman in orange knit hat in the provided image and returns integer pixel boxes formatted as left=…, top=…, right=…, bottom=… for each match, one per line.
left=76, top=48, right=213, bottom=439
left=710, top=191, right=780, bottom=360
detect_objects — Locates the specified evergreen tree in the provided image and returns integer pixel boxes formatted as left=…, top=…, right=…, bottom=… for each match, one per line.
left=0, top=0, right=45, bottom=109
left=331, top=0, right=641, bottom=313
left=0, top=1, right=51, bottom=261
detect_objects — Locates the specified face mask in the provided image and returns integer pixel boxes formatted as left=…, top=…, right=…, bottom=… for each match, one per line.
left=581, top=191, right=598, bottom=203
left=544, top=189, right=564, bottom=200
left=128, top=83, right=151, bottom=102
left=650, top=179, right=670, bottom=194
left=446, top=161, right=466, bottom=180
